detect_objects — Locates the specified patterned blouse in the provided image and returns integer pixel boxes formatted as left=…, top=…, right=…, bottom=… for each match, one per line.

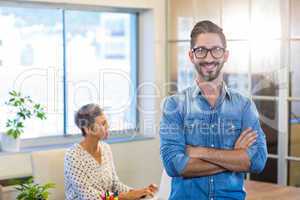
left=64, top=142, right=131, bottom=200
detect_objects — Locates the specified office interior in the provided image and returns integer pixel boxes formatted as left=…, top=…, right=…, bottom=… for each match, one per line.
left=0, top=0, right=300, bottom=199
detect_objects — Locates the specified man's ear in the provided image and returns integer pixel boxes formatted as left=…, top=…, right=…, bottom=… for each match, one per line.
left=189, top=50, right=195, bottom=63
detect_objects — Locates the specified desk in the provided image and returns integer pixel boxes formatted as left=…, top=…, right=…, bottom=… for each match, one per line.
left=245, top=180, right=300, bottom=200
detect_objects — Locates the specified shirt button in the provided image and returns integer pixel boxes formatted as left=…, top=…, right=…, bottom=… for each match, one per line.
left=211, top=179, right=214, bottom=183
left=211, top=144, right=214, bottom=147
left=211, top=198, right=214, bottom=200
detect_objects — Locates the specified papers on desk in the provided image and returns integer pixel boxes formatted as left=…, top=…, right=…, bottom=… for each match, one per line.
left=141, top=195, right=159, bottom=200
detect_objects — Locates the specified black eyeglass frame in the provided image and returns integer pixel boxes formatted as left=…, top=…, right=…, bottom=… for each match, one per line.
left=192, top=46, right=226, bottom=59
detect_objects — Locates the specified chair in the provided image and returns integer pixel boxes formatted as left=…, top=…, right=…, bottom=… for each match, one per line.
left=157, top=169, right=171, bottom=200
left=31, top=148, right=67, bottom=200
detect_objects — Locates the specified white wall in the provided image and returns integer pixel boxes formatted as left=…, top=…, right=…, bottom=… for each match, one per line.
left=111, top=138, right=162, bottom=188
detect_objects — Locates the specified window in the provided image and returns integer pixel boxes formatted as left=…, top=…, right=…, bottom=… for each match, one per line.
left=0, top=6, right=63, bottom=138
left=65, top=10, right=137, bottom=134
left=167, top=0, right=300, bottom=187
left=0, top=5, right=137, bottom=139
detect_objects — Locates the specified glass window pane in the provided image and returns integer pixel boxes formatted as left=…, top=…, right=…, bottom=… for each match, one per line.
left=65, top=11, right=137, bottom=134
left=250, top=0, right=281, bottom=96
left=194, top=0, right=221, bottom=26
left=254, top=100, right=278, bottom=155
left=291, top=0, right=300, bottom=38
left=167, top=0, right=194, bottom=40
left=250, top=158, right=277, bottom=183
left=223, top=41, right=249, bottom=95
left=251, top=0, right=281, bottom=39
left=251, top=40, right=280, bottom=96
left=290, top=41, right=300, bottom=97
left=288, top=160, right=300, bottom=187
left=0, top=6, right=63, bottom=139
left=223, top=0, right=250, bottom=39
left=169, top=42, right=195, bottom=93
left=289, top=101, right=300, bottom=157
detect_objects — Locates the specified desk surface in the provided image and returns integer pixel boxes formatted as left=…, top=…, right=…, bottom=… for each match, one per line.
left=245, top=180, right=300, bottom=200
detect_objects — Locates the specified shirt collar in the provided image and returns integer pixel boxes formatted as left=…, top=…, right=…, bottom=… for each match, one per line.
left=191, top=81, right=232, bottom=100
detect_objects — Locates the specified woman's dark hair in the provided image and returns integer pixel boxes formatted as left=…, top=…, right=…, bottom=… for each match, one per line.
left=74, top=103, right=103, bottom=136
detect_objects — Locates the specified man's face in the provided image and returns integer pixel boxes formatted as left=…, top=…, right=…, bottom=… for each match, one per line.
left=189, top=33, right=229, bottom=82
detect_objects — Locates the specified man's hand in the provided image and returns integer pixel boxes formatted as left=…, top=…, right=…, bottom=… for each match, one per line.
left=184, top=128, right=258, bottom=172
left=234, top=128, right=257, bottom=150
left=186, top=128, right=257, bottom=158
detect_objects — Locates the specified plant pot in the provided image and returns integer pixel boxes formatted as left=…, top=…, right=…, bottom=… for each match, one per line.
left=0, top=132, right=20, bottom=152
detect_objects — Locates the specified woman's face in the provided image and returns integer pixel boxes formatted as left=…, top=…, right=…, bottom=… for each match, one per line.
left=89, top=115, right=109, bottom=140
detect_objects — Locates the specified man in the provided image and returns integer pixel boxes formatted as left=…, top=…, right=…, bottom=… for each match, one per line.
left=160, top=20, right=268, bottom=200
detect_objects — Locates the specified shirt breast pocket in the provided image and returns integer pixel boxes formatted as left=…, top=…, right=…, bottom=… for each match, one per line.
left=184, top=119, right=209, bottom=146
left=222, top=119, right=242, bottom=149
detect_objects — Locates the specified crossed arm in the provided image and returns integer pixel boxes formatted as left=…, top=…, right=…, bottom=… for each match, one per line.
left=181, top=128, right=257, bottom=178
left=160, top=97, right=267, bottom=179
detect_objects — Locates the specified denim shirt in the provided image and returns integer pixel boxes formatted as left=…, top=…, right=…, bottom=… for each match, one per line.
left=159, top=83, right=268, bottom=200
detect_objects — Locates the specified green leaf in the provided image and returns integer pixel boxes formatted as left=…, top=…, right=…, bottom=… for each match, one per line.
left=6, top=119, right=13, bottom=127
left=34, top=104, right=41, bottom=109
left=36, top=112, right=46, bottom=120
left=15, top=179, right=54, bottom=200
left=9, top=98, right=15, bottom=102
left=6, top=129, right=16, bottom=137
left=14, top=100, right=22, bottom=106
left=6, top=90, right=47, bottom=138
left=17, top=112, right=26, bottom=120
left=6, top=128, right=23, bottom=139
left=17, top=122, right=24, bottom=128
left=9, top=90, right=17, bottom=96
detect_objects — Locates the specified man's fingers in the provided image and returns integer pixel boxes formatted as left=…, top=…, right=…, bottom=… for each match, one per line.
left=246, top=134, right=257, bottom=147
left=239, top=134, right=257, bottom=149
left=247, top=138, right=257, bottom=148
left=244, top=133, right=257, bottom=145
left=239, top=131, right=257, bottom=146
left=236, top=128, right=253, bottom=145
left=236, top=128, right=252, bottom=143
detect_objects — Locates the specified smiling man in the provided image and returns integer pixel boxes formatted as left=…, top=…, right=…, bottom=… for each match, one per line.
left=159, top=20, right=268, bottom=200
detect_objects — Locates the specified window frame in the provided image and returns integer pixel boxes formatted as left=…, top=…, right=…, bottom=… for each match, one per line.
left=0, top=1, right=140, bottom=147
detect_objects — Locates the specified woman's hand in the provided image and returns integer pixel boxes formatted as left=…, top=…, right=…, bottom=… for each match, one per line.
left=147, top=183, right=158, bottom=193
left=119, top=188, right=154, bottom=200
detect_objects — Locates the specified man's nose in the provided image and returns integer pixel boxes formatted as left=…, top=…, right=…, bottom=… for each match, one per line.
left=203, top=51, right=215, bottom=63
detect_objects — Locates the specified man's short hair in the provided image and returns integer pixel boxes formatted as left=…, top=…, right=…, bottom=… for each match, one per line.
left=190, top=20, right=226, bottom=49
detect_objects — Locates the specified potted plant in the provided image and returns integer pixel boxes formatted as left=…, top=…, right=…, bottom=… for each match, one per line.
left=15, top=178, right=55, bottom=200
left=0, top=90, right=46, bottom=152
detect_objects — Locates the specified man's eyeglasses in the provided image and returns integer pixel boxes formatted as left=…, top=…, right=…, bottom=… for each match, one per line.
left=192, top=46, right=225, bottom=59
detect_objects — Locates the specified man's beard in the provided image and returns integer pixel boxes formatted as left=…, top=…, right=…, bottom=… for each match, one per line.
left=194, top=61, right=225, bottom=81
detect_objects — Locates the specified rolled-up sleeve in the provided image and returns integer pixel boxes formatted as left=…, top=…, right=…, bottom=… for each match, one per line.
left=242, top=99, right=268, bottom=173
left=159, top=96, right=190, bottom=177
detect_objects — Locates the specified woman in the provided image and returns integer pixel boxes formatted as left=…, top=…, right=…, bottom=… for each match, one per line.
left=64, top=103, right=157, bottom=200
